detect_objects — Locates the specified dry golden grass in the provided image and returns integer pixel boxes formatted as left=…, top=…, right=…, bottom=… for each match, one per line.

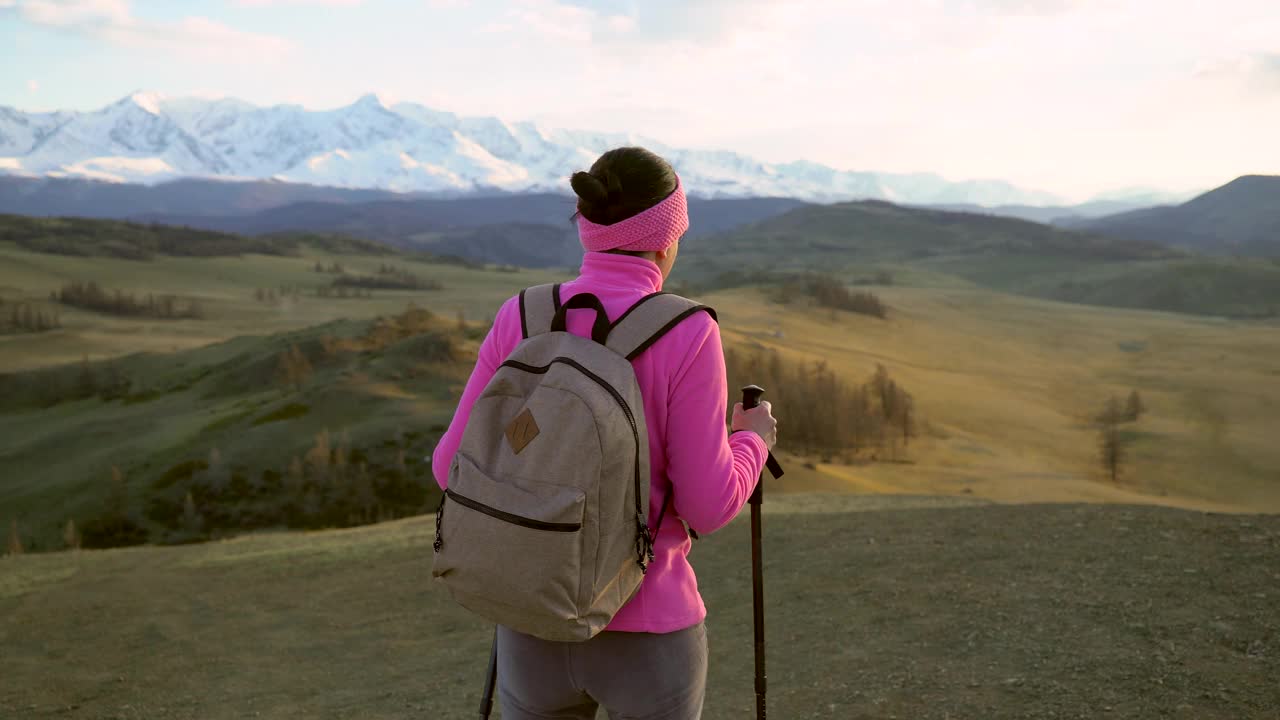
left=3, top=240, right=1277, bottom=514
left=710, top=285, right=1280, bottom=513
left=0, top=244, right=563, bottom=371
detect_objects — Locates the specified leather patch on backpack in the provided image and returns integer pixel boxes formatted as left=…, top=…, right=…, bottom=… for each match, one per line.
left=505, top=408, right=540, bottom=454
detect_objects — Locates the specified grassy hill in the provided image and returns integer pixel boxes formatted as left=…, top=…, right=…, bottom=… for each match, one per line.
left=0, top=307, right=472, bottom=551
left=3, top=497, right=1277, bottom=718
left=684, top=199, right=1178, bottom=267
left=1073, top=175, right=1280, bottom=257
left=0, top=213, right=396, bottom=260
left=714, top=284, right=1280, bottom=513
left=4, top=236, right=1280, bottom=551
left=0, top=237, right=572, bottom=550
left=909, top=254, right=1280, bottom=318
left=3, top=210, right=1280, bottom=553
left=0, top=238, right=561, bottom=371
left=683, top=200, right=1280, bottom=318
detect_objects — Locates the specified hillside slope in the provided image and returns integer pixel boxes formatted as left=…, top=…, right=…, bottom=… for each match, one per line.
left=6, top=245, right=1280, bottom=553
left=688, top=200, right=1280, bottom=318
left=1073, top=175, right=1280, bottom=256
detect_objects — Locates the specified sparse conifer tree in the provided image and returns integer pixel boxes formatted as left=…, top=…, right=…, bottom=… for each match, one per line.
left=305, top=429, right=331, bottom=483
left=183, top=492, right=201, bottom=534
left=7, top=519, right=22, bottom=556
left=108, top=465, right=127, bottom=518
left=63, top=519, right=80, bottom=551
left=275, top=344, right=312, bottom=393
left=355, top=462, right=376, bottom=522
left=76, top=355, right=97, bottom=398
left=1125, top=390, right=1145, bottom=422
left=287, top=456, right=305, bottom=494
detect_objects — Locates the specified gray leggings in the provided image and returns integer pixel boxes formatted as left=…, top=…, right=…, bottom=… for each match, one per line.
left=496, top=622, right=708, bottom=720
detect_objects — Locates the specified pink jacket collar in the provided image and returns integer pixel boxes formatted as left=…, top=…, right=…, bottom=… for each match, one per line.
left=577, top=251, right=664, bottom=293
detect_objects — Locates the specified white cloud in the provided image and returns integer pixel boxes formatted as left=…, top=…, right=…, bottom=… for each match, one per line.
left=18, top=0, right=129, bottom=26
left=453, top=0, right=1278, bottom=199
left=232, top=0, right=361, bottom=6
left=1195, top=53, right=1280, bottom=94
left=27, top=79, right=39, bottom=91
left=505, top=0, right=596, bottom=45
left=8, top=0, right=293, bottom=61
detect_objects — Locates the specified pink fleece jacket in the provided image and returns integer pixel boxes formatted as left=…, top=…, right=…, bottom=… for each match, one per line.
left=431, top=251, right=768, bottom=633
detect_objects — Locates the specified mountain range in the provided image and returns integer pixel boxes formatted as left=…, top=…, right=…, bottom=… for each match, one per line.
left=0, top=91, right=1175, bottom=207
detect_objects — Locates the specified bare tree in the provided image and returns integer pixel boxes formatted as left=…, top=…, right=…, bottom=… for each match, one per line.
left=1125, top=390, right=1146, bottom=422
left=1098, top=396, right=1128, bottom=483
left=896, top=393, right=916, bottom=448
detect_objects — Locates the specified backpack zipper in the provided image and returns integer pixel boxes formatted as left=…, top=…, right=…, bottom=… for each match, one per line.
left=444, top=488, right=582, bottom=532
left=500, top=357, right=654, bottom=572
left=433, top=494, right=446, bottom=552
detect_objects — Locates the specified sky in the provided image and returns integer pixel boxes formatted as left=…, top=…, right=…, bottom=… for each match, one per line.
left=1, top=0, right=1277, bottom=201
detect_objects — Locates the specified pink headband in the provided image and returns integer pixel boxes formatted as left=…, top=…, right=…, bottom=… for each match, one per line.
left=578, top=175, right=689, bottom=253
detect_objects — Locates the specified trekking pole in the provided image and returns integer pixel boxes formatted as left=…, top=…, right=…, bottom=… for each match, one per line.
left=479, top=628, right=498, bottom=719
left=741, top=385, right=784, bottom=720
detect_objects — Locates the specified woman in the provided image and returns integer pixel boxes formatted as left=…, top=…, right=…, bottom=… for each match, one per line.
left=432, top=146, right=779, bottom=719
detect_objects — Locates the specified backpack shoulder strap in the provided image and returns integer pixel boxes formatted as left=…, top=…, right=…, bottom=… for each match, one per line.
left=518, top=283, right=562, bottom=339
left=605, top=292, right=718, bottom=361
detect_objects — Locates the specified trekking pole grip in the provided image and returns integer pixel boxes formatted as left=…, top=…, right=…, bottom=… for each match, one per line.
left=740, top=385, right=784, bottom=488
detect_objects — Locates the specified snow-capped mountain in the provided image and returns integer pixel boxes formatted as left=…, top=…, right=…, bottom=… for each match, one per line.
left=0, top=91, right=1065, bottom=205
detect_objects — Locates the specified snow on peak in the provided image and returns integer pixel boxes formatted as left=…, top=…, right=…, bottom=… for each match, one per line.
left=352, top=92, right=392, bottom=110
left=129, top=91, right=167, bottom=115
left=0, top=92, right=1070, bottom=205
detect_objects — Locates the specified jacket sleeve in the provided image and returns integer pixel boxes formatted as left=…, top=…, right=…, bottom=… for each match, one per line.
left=431, top=296, right=519, bottom=490
left=663, top=315, right=768, bottom=535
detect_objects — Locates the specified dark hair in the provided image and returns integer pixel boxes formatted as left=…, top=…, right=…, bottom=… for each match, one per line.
left=570, top=147, right=678, bottom=227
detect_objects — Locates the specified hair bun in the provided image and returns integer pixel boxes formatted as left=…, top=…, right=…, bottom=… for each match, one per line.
left=570, top=148, right=675, bottom=226
left=571, top=171, right=609, bottom=207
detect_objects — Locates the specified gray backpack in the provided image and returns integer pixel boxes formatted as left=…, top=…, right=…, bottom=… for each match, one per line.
left=432, top=283, right=716, bottom=642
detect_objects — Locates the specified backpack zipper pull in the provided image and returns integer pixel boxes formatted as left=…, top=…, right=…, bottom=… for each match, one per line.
left=635, top=515, right=653, bottom=573
left=433, top=495, right=446, bottom=552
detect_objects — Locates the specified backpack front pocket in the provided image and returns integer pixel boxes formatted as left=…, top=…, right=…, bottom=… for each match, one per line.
left=432, top=453, right=587, bottom=624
